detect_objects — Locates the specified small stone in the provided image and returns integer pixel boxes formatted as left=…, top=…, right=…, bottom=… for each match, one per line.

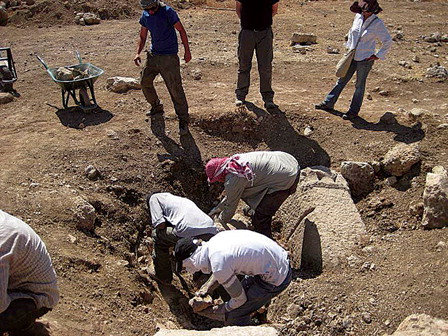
left=0, top=92, right=14, bottom=104
left=303, top=126, right=314, bottom=136
left=366, top=93, right=372, bottom=100
left=387, top=176, right=397, bottom=186
left=106, top=129, right=119, bottom=140
left=379, top=90, right=390, bottom=96
left=85, top=165, right=101, bottom=181
left=67, top=234, right=77, bottom=244
left=384, top=319, right=391, bottom=327
left=362, top=312, right=372, bottom=324
left=326, top=46, right=340, bottom=54
left=436, top=241, right=446, bottom=251
left=412, top=55, right=420, bottom=63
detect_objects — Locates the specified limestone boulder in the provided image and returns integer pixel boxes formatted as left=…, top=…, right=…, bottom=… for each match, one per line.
left=0, top=92, right=14, bottom=104
left=422, top=166, right=448, bottom=229
left=106, top=76, right=141, bottom=93
left=73, top=197, right=97, bottom=231
left=385, top=314, right=448, bottom=336
left=291, top=33, right=317, bottom=45
left=340, top=161, right=375, bottom=197
left=382, top=143, right=421, bottom=177
left=276, top=166, right=366, bottom=272
left=155, top=326, right=279, bottom=336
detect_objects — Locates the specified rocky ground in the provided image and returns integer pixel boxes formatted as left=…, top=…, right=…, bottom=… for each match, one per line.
left=1, top=0, right=448, bottom=335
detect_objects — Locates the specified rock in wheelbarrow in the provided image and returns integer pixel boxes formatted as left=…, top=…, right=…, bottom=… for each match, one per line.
left=189, top=295, right=213, bottom=312
left=56, top=67, right=74, bottom=81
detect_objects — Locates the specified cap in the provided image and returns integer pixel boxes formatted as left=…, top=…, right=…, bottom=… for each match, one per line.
left=140, top=0, right=158, bottom=9
left=174, top=237, right=198, bottom=273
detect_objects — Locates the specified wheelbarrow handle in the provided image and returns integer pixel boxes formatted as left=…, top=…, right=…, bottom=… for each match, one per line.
left=35, top=54, right=49, bottom=70
left=75, top=50, right=82, bottom=64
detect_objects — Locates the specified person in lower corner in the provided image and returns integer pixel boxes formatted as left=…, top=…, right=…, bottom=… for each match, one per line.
left=315, top=0, right=392, bottom=120
left=234, top=0, right=279, bottom=111
left=134, top=0, right=192, bottom=135
left=146, top=192, right=219, bottom=284
left=0, top=210, right=59, bottom=336
left=205, top=151, right=300, bottom=239
left=175, top=230, right=292, bottom=326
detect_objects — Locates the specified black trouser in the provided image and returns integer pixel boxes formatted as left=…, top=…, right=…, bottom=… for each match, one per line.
left=0, top=298, right=50, bottom=333
left=252, top=178, right=299, bottom=239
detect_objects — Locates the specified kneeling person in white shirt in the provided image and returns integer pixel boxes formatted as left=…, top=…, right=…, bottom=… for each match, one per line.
left=174, top=230, right=292, bottom=325
left=147, top=192, right=219, bottom=284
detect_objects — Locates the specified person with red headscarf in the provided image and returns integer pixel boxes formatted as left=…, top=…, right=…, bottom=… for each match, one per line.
left=205, top=151, right=299, bottom=239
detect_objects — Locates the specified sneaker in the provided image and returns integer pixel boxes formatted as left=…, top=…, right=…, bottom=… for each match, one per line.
left=179, top=121, right=190, bottom=135
left=314, top=102, right=333, bottom=112
left=342, top=112, right=358, bottom=120
left=264, top=101, right=278, bottom=110
left=235, top=99, right=245, bottom=107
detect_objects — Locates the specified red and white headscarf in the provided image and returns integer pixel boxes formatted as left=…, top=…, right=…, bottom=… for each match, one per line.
left=205, top=155, right=255, bottom=184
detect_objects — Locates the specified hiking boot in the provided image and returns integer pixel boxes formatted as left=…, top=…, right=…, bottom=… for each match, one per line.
left=179, top=120, right=190, bottom=136
left=342, top=111, right=358, bottom=120
left=314, top=102, right=334, bottom=112
left=264, top=101, right=278, bottom=110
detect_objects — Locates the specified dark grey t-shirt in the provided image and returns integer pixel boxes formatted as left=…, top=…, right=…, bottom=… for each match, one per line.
left=237, top=0, right=279, bottom=31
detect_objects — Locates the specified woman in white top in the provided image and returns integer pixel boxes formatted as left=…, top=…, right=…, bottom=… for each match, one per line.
left=315, top=0, right=392, bottom=120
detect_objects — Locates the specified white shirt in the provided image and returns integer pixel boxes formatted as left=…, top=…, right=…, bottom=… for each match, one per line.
left=206, top=230, right=290, bottom=287
left=346, top=13, right=392, bottom=61
left=148, top=193, right=218, bottom=238
left=0, top=210, right=59, bottom=313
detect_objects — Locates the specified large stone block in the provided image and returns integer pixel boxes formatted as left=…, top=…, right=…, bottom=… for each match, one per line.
left=422, top=166, right=448, bottom=229
left=385, top=314, right=448, bottom=336
left=340, top=161, right=375, bottom=197
left=154, top=326, right=279, bottom=336
left=382, top=143, right=421, bottom=177
left=277, top=166, right=366, bottom=272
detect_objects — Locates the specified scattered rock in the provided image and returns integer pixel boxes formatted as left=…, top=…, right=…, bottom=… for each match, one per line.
left=67, top=234, right=77, bottom=244
left=426, top=63, right=448, bottom=81
left=370, top=161, right=381, bottom=174
left=362, top=312, right=373, bottom=324
left=437, top=123, right=448, bottom=129
left=387, top=176, right=398, bottom=186
left=106, top=129, right=119, bottom=140
left=382, top=143, right=421, bottom=177
left=380, top=112, right=398, bottom=125
left=399, top=60, right=412, bottom=69
left=422, top=166, right=448, bottom=229
left=106, top=76, right=141, bottom=93
left=292, top=45, right=309, bottom=54
left=0, top=92, right=14, bottom=104
left=412, top=55, right=420, bottom=63
left=303, top=126, right=314, bottom=136
left=393, top=31, right=404, bottom=41
left=85, top=165, right=101, bottom=181
left=73, top=197, right=97, bottom=231
left=340, top=161, right=375, bottom=197
left=386, top=314, right=448, bottom=336
left=326, top=46, right=340, bottom=54
left=189, top=295, right=213, bottom=312
left=407, top=108, right=428, bottom=122
left=435, top=241, right=446, bottom=251
left=140, top=290, right=154, bottom=304
left=190, top=69, right=202, bottom=80
left=291, top=33, right=317, bottom=45
left=379, top=90, right=390, bottom=96
left=75, top=12, right=100, bottom=25
left=409, top=201, right=424, bottom=217
left=422, top=32, right=448, bottom=43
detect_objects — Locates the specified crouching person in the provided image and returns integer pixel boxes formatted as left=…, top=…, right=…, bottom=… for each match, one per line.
left=0, top=210, right=59, bottom=335
left=147, top=192, right=219, bottom=284
left=174, top=230, right=292, bottom=326
left=205, top=151, right=300, bottom=239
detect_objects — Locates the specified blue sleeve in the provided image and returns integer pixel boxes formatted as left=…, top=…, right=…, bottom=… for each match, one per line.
left=139, top=12, right=146, bottom=27
left=166, top=7, right=180, bottom=26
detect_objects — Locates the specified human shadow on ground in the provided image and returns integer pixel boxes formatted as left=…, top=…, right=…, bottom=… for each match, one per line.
left=150, top=113, right=202, bottom=167
left=349, top=115, right=425, bottom=144
left=54, top=106, right=113, bottom=129
left=253, top=103, right=331, bottom=168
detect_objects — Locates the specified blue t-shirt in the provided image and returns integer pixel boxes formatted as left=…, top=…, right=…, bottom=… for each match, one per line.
left=139, top=5, right=180, bottom=55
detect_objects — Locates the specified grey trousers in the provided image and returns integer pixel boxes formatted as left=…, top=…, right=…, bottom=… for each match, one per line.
left=235, top=28, right=274, bottom=102
left=141, top=53, right=189, bottom=123
left=0, top=298, right=50, bottom=333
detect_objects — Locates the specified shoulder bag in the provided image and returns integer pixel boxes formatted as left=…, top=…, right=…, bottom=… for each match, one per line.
left=335, top=17, right=378, bottom=78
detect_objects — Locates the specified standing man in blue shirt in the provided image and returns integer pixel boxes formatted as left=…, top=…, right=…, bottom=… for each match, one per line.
left=134, top=0, right=192, bottom=135
left=235, top=0, right=279, bottom=111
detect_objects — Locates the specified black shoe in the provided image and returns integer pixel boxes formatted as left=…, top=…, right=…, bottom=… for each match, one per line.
left=179, top=121, right=190, bottom=135
left=315, top=102, right=334, bottom=111
left=147, top=104, right=164, bottom=116
left=342, top=112, right=358, bottom=120
left=264, top=101, right=278, bottom=110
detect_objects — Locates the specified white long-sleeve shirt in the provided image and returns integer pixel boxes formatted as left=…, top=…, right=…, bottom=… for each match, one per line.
left=346, top=13, right=393, bottom=61
left=148, top=193, right=218, bottom=238
left=0, top=210, right=59, bottom=313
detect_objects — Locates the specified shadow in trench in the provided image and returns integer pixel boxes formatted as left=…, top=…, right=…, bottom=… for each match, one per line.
left=150, top=113, right=202, bottom=167
left=256, top=103, right=331, bottom=168
left=55, top=106, right=113, bottom=129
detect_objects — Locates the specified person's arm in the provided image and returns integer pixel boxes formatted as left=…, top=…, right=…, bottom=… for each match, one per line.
left=134, top=26, right=148, bottom=66
left=272, top=2, right=279, bottom=17
left=174, top=21, right=191, bottom=63
left=0, top=256, right=11, bottom=313
left=235, top=1, right=242, bottom=19
left=370, top=20, right=392, bottom=60
left=148, top=196, right=166, bottom=228
left=218, top=177, right=248, bottom=223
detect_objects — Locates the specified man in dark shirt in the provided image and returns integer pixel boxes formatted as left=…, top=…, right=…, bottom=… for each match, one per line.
left=134, top=0, right=191, bottom=135
left=235, top=0, right=279, bottom=111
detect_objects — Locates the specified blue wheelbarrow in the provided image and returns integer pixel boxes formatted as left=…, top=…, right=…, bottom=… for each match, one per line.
left=36, top=51, right=104, bottom=110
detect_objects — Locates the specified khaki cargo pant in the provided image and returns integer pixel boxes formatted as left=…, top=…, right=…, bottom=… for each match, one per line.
left=141, top=53, right=189, bottom=123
